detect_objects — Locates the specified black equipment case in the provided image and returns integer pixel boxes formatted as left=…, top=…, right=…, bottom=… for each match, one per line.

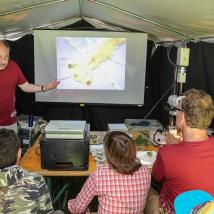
left=40, top=124, right=90, bottom=170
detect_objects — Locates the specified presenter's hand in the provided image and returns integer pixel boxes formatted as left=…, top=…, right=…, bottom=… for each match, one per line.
left=45, top=79, right=60, bottom=91
left=165, top=132, right=182, bottom=144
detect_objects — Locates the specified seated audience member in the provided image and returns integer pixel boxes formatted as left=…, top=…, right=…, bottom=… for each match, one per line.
left=68, top=131, right=151, bottom=214
left=148, top=89, right=214, bottom=214
left=0, top=128, right=54, bottom=213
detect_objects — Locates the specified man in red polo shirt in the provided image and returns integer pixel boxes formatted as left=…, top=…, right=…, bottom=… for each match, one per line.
left=145, top=89, right=214, bottom=214
left=0, top=40, right=60, bottom=131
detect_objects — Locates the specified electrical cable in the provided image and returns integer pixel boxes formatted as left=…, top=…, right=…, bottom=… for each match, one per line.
left=143, top=84, right=173, bottom=119
left=127, top=82, right=174, bottom=132
left=167, top=44, right=177, bottom=66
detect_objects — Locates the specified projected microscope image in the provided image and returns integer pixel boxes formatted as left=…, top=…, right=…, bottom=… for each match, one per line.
left=56, top=37, right=126, bottom=90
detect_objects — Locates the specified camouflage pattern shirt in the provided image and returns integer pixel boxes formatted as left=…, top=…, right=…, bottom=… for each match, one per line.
left=0, top=165, right=54, bottom=214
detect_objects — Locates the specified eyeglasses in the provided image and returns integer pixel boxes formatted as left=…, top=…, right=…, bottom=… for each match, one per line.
left=0, top=56, right=10, bottom=62
left=175, top=107, right=183, bottom=113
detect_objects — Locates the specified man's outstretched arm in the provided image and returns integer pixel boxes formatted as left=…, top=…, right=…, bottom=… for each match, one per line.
left=18, top=79, right=60, bottom=93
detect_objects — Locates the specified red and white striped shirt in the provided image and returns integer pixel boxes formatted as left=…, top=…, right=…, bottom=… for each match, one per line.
left=68, top=163, right=151, bottom=214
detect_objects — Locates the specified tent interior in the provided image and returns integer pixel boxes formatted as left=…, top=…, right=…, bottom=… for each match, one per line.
left=1, top=0, right=214, bottom=130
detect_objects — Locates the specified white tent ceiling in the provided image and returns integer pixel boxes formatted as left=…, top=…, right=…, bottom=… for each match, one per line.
left=1, top=0, right=214, bottom=43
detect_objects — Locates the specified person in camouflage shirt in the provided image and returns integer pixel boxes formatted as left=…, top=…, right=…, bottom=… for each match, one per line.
left=0, top=128, right=54, bottom=214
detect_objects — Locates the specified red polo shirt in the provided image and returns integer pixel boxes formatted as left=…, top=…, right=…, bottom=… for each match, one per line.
left=153, top=137, right=214, bottom=213
left=0, top=60, right=26, bottom=125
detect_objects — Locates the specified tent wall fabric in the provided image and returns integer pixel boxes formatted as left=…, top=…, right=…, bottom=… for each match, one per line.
left=1, top=0, right=214, bottom=43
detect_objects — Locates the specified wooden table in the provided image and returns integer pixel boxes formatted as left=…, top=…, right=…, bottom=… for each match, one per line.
left=20, top=132, right=159, bottom=175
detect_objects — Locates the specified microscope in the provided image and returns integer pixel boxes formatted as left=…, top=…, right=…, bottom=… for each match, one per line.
left=167, top=46, right=190, bottom=134
left=153, top=46, right=190, bottom=145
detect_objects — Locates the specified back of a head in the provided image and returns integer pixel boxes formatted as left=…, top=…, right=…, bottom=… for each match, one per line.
left=182, top=89, right=214, bottom=129
left=104, top=131, right=141, bottom=174
left=0, top=128, right=21, bottom=168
